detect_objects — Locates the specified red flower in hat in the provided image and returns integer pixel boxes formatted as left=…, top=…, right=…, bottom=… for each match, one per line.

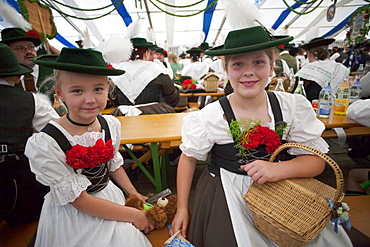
left=106, top=63, right=114, bottom=69
left=26, top=30, right=41, bottom=39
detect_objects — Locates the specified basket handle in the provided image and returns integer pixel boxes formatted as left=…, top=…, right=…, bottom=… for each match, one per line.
left=269, top=142, right=344, bottom=203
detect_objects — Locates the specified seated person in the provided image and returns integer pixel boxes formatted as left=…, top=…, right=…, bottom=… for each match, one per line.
left=296, top=37, right=349, bottom=102
left=110, top=37, right=180, bottom=115
left=182, top=47, right=210, bottom=81
left=0, top=43, right=59, bottom=226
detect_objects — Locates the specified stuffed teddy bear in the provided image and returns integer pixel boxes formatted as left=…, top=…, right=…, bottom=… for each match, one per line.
left=125, top=193, right=177, bottom=230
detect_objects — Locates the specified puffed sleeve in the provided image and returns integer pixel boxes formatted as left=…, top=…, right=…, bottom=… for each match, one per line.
left=102, top=115, right=124, bottom=171
left=347, top=99, right=370, bottom=128
left=32, top=93, right=60, bottom=132
left=25, top=132, right=91, bottom=205
left=180, top=111, right=216, bottom=161
left=280, top=93, right=329, bottom=155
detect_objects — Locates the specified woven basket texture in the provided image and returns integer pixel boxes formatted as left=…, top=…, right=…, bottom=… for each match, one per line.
left=204, top=78, right=218, bottom=92
left=244, top=143, right=344, bottom=247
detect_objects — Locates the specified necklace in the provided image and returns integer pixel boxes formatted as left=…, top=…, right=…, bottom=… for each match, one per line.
left=66, top=113, right=96, bottom=131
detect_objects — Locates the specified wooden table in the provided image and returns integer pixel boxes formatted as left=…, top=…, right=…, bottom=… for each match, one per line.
left=117, top=113, right=186, bottom=192
left=319, top=114, right=370, bottom=138
left=343, top=195, right=370, bottom=238
left=180, top=91, right=225, bottom=108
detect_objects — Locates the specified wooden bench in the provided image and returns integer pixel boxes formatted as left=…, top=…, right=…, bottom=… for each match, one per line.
left=0, top=220, right=38, bottom=247
left=0, top=220, right=171, bottom=247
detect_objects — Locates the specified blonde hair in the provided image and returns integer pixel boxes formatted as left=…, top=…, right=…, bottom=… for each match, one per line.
left=40, top=70, right=109, bottom=91
left=223, top=48, right=275, bottom=72
left=168, top=53, right=179, bottom=63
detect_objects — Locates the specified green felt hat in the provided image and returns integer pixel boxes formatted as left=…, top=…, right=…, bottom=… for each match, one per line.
left=32, top=48, right=125, bottom=75
left=155, top=47, right=168, bottom=55
left=131, top=37, right=156, bottom=48
left=186, top=47, right=204, bottom=54
left=0, top=43, right=33, bottom=76
left=0, top=28, right=41, bottom=46
left=179, top=76, right=192, bottom=82
left=205, top=26, right=293, bottom=56
left=199, top=42, right=212, bottom=51
left=301, top=37, right=335, bottom=50
left=179, top=52, right=186, bottom=58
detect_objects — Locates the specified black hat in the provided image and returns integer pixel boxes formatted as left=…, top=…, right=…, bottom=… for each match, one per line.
left=32, top=48, right=125, bottom=76
left=205, top=26, right=293, bottom=56
left=301, top=37, right=335, bottom=50
left=0, top=43, right=33, bottom=76
left=0, top=28, right=41, bottom=46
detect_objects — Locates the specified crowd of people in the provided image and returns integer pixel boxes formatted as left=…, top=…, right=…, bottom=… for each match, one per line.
left=1, top=23, right=369, bottom=247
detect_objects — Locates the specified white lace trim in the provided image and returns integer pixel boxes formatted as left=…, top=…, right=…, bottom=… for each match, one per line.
left=50, top=174, right=91, bottom=205
left=71, top=131, right=104, bottom=147
left=297, top=60, right=349, bottom=95
left=112, top=60, right=163, bottom=104
left=288, top=137, right=329, bottom=156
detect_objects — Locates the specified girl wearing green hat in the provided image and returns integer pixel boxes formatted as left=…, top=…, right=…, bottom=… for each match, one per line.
left=170, top=26, right=351, bottom=246
left=25, top=48, right=153, bottom=246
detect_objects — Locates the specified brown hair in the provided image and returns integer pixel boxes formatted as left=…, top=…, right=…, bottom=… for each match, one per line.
left=130, top=47, right=150, bottom=60
left=306, top=45, right=329, bottom=61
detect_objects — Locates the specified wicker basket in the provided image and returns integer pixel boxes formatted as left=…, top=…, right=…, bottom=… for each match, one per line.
left=203, top=73, right=219, bottom=92
left=244, top=143, right=344, bottom=247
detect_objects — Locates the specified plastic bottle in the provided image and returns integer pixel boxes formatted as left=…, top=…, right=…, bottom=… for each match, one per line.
left=317, top=80, right=333, bottom=118
left=333, top=78, right=350, bottom=115
left=289, top=68, right=295, bottom=91
left=364, top=61, right=370, bottom=74
left=294, top=80, right=306, bottom=97
left=349, top=77, right=362, bottom=106
left=356, top=64, right=365, bottom=79
left=274, top=78, right=285, bottom=92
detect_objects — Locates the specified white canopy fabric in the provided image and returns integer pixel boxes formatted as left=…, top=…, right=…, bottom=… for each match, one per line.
left=0, top=0, right=368, bottom=52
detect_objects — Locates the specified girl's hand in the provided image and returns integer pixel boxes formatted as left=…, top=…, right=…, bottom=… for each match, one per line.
left=132, top=209, right=154, bottom=233
left=240, top=160, right=284, bottom=184
left=169, top=208, right=189, bottom=238
left=129, top=191, right=148, bottom=204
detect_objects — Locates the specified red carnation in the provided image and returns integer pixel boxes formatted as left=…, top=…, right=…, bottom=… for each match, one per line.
left=26, top=30, right=41, bottom=39
left=182, top=79, right=196, bottom=90
left=66, top=144, right=89, bottom=169
left=66, top=139, right=114, bottom=170
left=346, top=32, right=351, bottom=37
left=239, top=125, right=281, bottom=154
left=364, top=14, right=369, bottom=19
left=106, top=63, right=114, bottom=69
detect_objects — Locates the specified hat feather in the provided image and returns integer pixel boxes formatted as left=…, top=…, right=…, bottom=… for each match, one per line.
left=96, top=36, right=133, bottom=64
left=0, top=1, right=32, bottom=31
left=220, top=0, right=260, bottom=29
left=126, top=14, right=141, bottom=39
left=82, top=28, right=92, bottom=49
left=146, top=27, right=156, bottom=43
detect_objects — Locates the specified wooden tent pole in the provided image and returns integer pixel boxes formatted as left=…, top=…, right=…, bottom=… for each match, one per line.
left=37, top=9, right=51, bottom=54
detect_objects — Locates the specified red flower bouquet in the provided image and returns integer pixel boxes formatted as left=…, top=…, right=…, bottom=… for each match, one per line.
left=181, top=79, right=197, bottom=90
left=240, top=125, right=281, bottom=153
left=66, top=139, right=114, bottom=169
left=228, top=119, right=289, bottom=161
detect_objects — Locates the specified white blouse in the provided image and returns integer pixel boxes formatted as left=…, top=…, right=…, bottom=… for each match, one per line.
left=25, top=115, right=124, bottom=205
left=180, top=91, right=329, bottom=161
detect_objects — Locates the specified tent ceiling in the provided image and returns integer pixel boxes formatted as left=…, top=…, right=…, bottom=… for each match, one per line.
left=0, top=0, right=368, bottom=51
